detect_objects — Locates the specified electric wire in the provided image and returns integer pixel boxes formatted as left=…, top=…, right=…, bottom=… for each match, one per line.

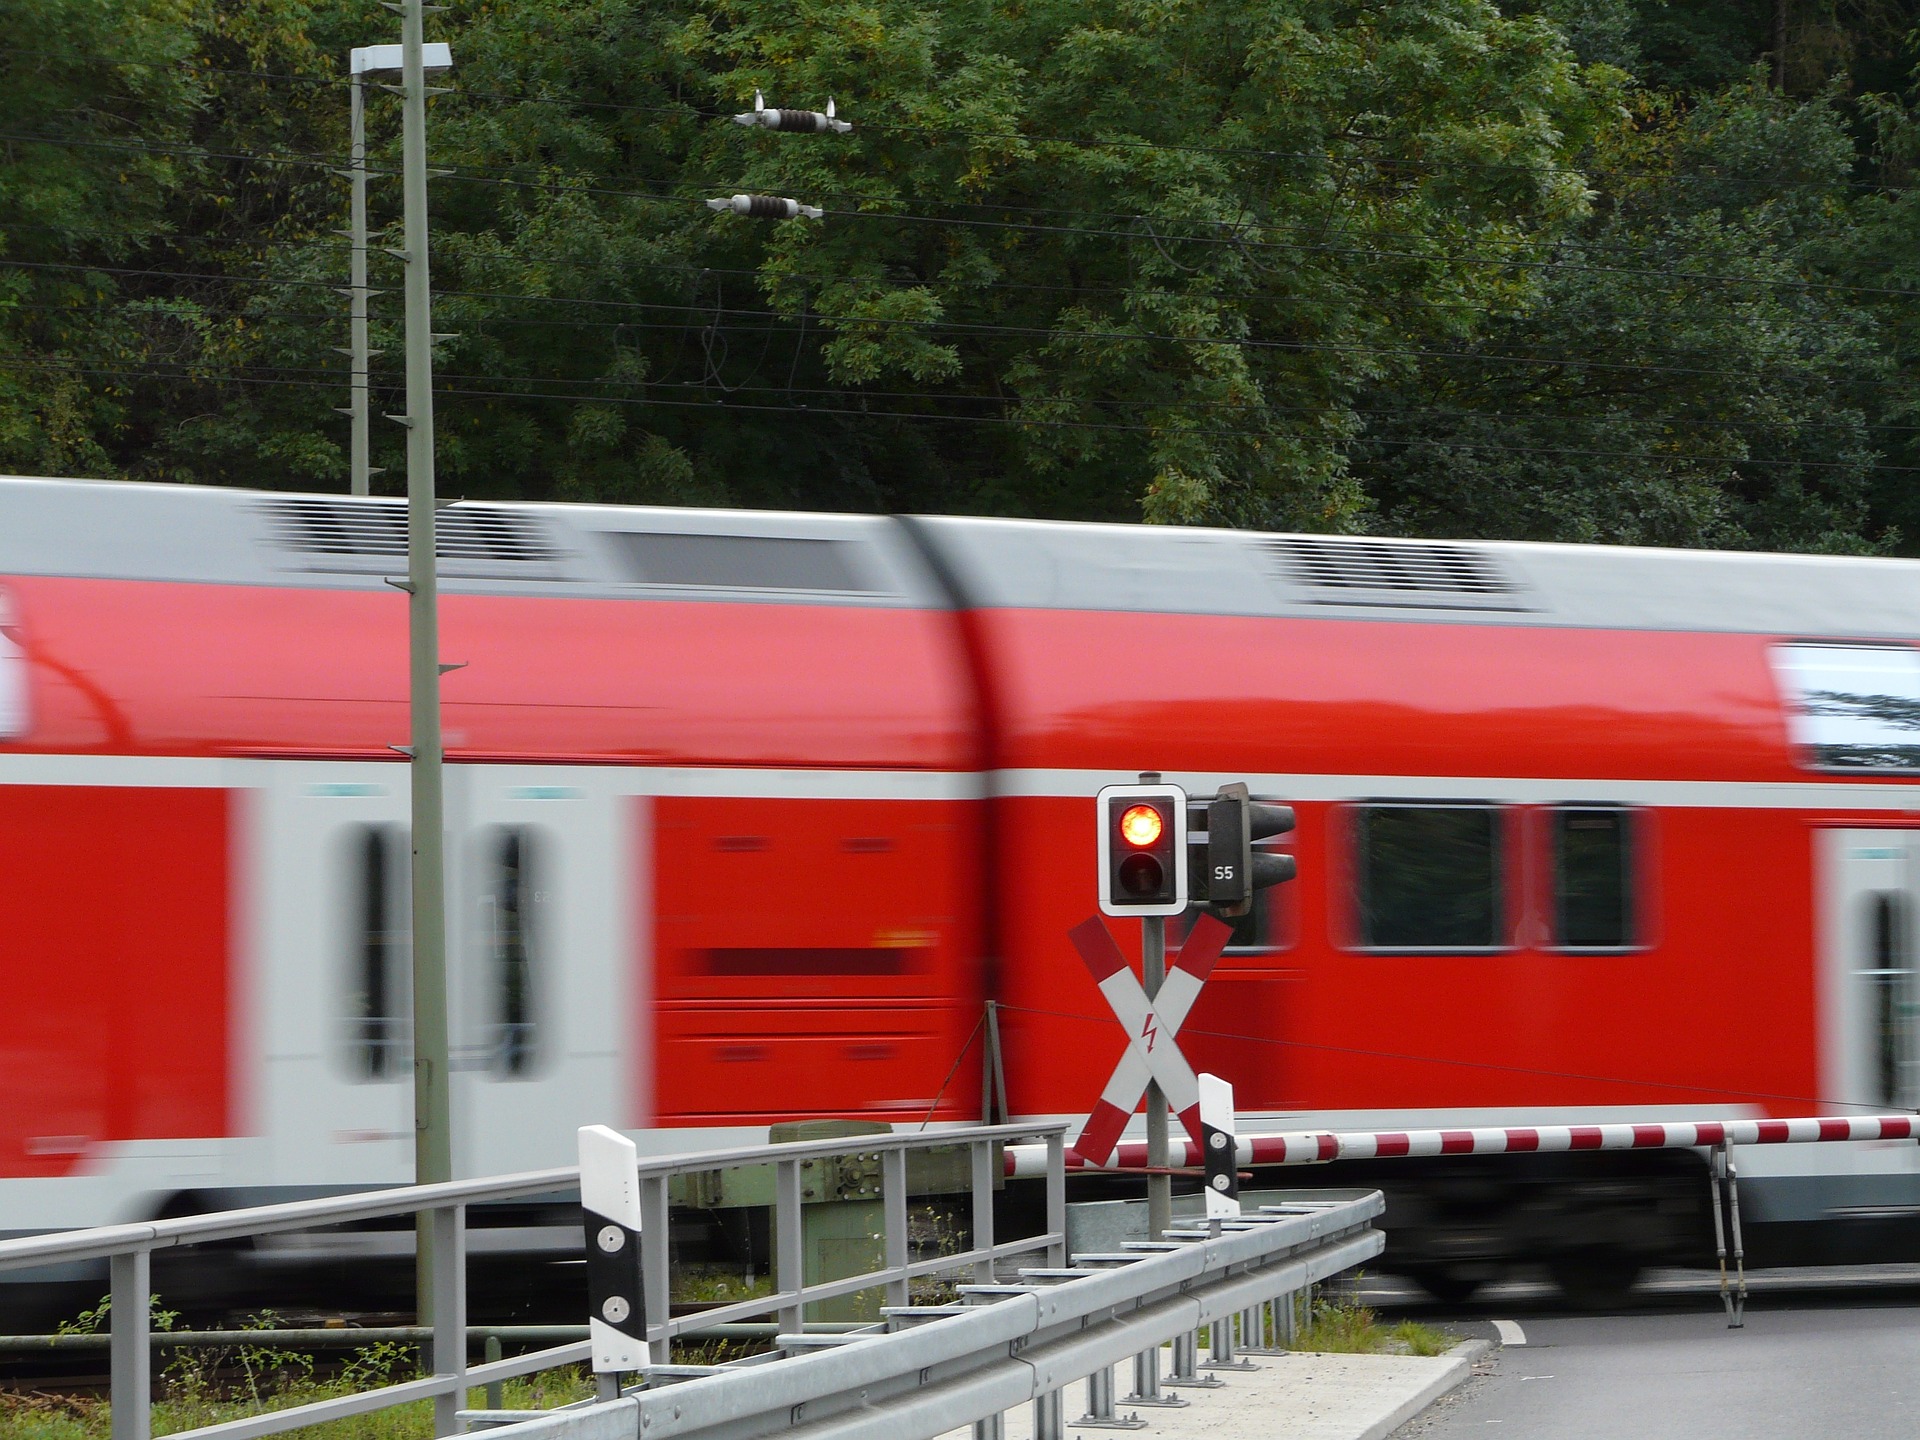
left=18, top=356, right=1917, bottom=473
left=5, top=256, right=1898, bottom=394
left=7, top=127, right=1919, bottom=303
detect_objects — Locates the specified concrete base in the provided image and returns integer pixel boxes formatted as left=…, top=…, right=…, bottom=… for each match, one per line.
left=939, top=1341, right=1488, bottom=1440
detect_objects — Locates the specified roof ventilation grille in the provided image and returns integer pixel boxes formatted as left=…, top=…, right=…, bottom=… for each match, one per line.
left=1261, top=536, right=1524, bottom=609
left=262, top=497, right=562, bottom=568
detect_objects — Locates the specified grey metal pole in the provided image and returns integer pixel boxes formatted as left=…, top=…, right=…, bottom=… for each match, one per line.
left=108, top=1249, right=151, bottom=1440
left=1144, top=912, right=1170, bottom=1242
left=343, top=74, right=373, bottom=495
left=395, top=0, right=453, bottom=1310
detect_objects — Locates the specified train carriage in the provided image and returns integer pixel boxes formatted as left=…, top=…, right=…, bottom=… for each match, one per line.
left=3, top=474, right=1919, bottom=1299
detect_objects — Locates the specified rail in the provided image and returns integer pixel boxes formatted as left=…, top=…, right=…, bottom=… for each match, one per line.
left=0, top=1123, right=1068, bottom=1440
left=472, top=1191, right=1386, bottom=1440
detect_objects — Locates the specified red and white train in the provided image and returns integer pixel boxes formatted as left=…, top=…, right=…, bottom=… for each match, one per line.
left=4, top=473, right=1919, bottom=1299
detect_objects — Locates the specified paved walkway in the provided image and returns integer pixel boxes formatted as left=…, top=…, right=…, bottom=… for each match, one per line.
left=937, top=1343, right=1484, bottom=1440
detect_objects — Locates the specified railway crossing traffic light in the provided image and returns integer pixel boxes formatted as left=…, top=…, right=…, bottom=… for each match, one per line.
left=1096, top=783, right=1190, bottom=916
left=1203, top=782, right=1296, bottom=917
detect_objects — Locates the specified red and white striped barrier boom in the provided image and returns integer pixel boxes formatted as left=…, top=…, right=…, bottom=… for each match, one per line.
left=1002, top=1113, right=1919, bottom=1179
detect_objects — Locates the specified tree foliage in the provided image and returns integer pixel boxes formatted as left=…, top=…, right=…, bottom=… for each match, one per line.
left=1, top=0, right=1917, bottom=552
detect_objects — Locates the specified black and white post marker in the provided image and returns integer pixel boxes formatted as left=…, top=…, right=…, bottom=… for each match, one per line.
left=579, top=1124, right=646, bottom=1374
left=1199, top=1073, right=1239, bottom=1222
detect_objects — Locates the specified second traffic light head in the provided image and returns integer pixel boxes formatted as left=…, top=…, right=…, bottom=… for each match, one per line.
left=1204, top=782, right=1296, bottom=918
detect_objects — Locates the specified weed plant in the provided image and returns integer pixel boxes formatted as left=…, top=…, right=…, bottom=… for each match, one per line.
left=1285, top=1287, right=1453, bottom=1357
left=2, top=1296, right=595, bottom=1440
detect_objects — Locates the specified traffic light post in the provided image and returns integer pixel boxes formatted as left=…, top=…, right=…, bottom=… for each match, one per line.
left=1097, top=775, right=1188, bottom=1238
left=1096, top=776, right=1295, bottom=1240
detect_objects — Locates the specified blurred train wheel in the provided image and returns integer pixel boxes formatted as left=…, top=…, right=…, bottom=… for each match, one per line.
left=1548, top=1252, right=1642, bottom=1310
left=1413, top=1268, right=1486, bottom=1306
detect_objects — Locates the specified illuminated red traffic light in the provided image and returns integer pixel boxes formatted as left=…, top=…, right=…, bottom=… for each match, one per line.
left=1097, top=786, right=1187, bottom=916
left=1119, top=803, right=1164, bottom=848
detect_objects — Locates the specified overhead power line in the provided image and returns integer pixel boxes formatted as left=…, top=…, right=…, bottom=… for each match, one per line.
left=17, top=355, right=1916, bottom=474
left=0, top=254, right=1899, bottom=392
left=6, top=128, right=1917, bottom=304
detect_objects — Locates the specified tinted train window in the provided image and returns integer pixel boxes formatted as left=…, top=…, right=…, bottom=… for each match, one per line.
left=1551, top=808, right=1636, bottom=949
left=612, top=532, right=878, bottom=592
left=1175, top=892, right=1284, bottom=954
left=1355, top=805, right=1504, bottom=950
left=486, top=828, right=542, bottom=1077
left=348, top=825, right=405, bottom=1080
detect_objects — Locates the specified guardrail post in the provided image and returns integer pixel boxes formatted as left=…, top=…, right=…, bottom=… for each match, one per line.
left=109, top=1248, right=151, bottom=1440
left=970, top=1139, right=996, bottom=1284
left=1242, top=1298, right=1282, bottom=1353
left=1203, top=1313, right=1255, bottom=1372
left=1124, top=1342, right=1186, bottom=1407
left=1033, top=1386, right=1064, bottom=1440
left=641, top=1172, right=671, bottom=1366
left=776, top=1158, right=804, bottom=1335
left=1074, top=1362, right=1145, bottom=1429
left=1168, top=1330, right=1220, bottom=1388
left=1279, top=1289, right=1297, bottom=1345
left=1045, top=1132, right=1067, bottom=1266
left=430, top=1204, right=467, bottom=1435
left=882, top=1146, right=909, bottom=1309
left=972, top=1411, right=1006, bottom=1440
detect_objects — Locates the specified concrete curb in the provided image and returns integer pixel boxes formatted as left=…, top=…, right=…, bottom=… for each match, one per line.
left=1353, top=1338, right=1495, bottom=1440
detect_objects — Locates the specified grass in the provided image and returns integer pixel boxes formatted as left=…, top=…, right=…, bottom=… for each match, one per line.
left=0, top=1368, right=598, bottom=1440
left=2, top=1298, right=598, bottom=1440
left=1284, top=1286, right=1456, bottom=1357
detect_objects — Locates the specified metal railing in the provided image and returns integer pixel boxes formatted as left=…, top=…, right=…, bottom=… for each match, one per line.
left=0, top=1123, right=1067, bottom=1440
left=473, top=1191, right=1386, bottom=1440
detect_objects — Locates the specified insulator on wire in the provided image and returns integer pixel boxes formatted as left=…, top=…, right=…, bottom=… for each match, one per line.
left=706, top=193, right=825, bottom=221
left=732, top=90, right=852, bottom=135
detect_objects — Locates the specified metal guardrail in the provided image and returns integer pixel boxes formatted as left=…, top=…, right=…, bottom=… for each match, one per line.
left=0, top=1123, right=1068, bottom=1440
left=471, top=1192, right=1385, bottom=1440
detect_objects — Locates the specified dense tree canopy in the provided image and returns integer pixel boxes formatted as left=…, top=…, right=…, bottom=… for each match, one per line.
left=2, top=0, right=1918, bottom=551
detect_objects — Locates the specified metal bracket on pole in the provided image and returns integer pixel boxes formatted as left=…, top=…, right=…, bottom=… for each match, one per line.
left=1712, top=1142, right=1748, bottom=1328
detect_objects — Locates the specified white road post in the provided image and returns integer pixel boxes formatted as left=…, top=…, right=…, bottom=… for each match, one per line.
left=1199, top=1072, right=1239, bottom=1224
left=580, top=1125, right=647, bottom=1390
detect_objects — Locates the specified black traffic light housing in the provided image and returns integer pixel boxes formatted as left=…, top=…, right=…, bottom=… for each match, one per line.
left=1203, top=782, right=1296, bottom=918
left=1096, top=783, right=1189, bottom=916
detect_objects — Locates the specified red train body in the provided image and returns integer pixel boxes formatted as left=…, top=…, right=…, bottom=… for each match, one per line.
left=5, top=477, right=1919, bottom=1292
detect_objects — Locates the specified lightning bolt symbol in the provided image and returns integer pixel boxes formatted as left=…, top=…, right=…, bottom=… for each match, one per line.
left=1140, top=1010, right=1158, bottom=1053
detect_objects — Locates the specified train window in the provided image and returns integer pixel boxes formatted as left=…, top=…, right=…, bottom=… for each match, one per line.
left=1773, top=643, right=1920, bottom=771
left=0, top=587, right=24, bottom=739
left=1354, top=804, right=1505, bottom=951
left=611, top=532, right=880, bottom=592
left=1550, top=808, right=1636, bottom=950
left=1864, top=892, right=1912, bottom=1108
left=485, top=827, right=543, bottom=1078
left=1175, top=887, right=1289, bottom=955
left=348, top=826, right=405, bottom=1080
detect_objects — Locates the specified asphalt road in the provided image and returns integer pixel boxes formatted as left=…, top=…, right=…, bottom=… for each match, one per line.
left=1386, top=1275, right=1920, bottom=1439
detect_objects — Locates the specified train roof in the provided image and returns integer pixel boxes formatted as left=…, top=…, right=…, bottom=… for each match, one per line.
left=5, top=474, right=1920, bottom=639
left=913, top=515, right=1920, bottom=639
